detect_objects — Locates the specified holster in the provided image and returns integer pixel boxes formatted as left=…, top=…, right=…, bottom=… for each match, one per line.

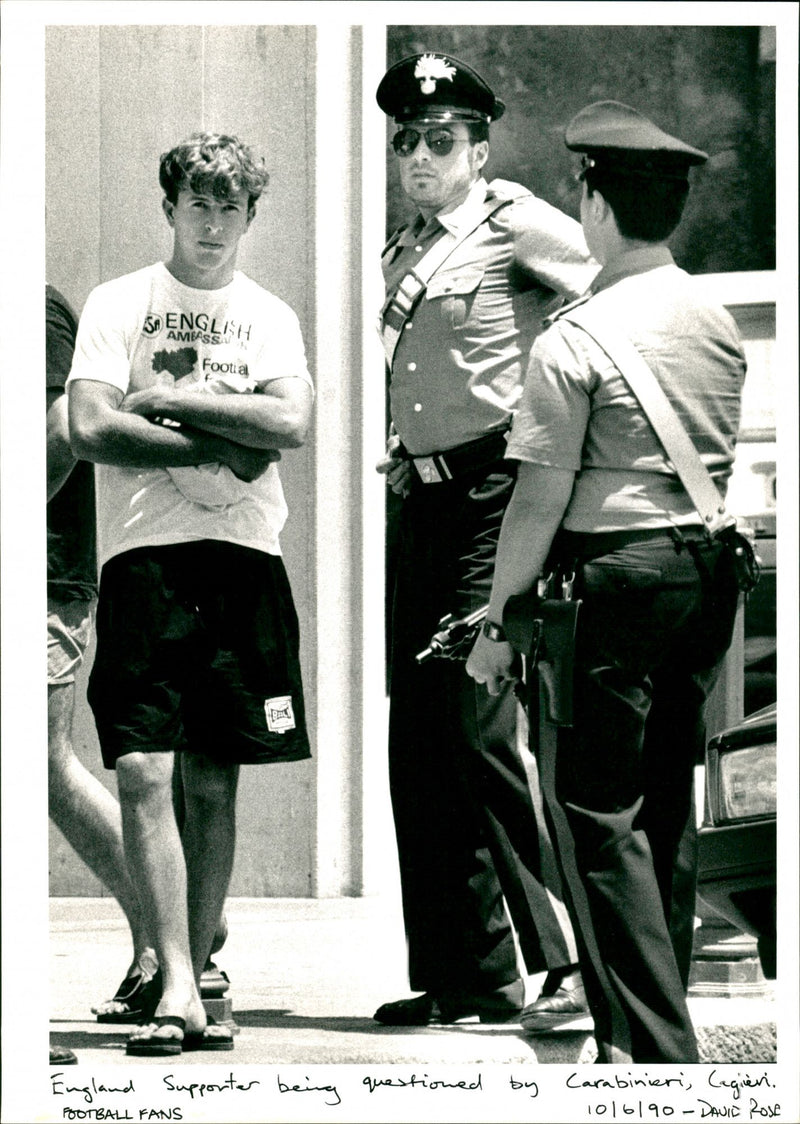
left=503, top=587, right=581, bottom=727
left=713, top=523, right=761, bottom=594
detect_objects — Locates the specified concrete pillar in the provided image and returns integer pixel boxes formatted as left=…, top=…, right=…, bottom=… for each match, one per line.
left=310, top=23, right=395, bottom=897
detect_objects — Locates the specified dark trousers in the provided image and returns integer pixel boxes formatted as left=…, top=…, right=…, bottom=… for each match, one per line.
left=540, top=531, right=740, bottom=1062
left=388, top=464, right=576, bottom=997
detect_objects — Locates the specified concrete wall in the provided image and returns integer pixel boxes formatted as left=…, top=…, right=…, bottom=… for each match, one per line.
left=46, top=23, right=392, bottom=898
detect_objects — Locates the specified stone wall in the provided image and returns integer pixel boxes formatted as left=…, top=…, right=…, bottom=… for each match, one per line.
left=386, top=26, right=775, bottom=276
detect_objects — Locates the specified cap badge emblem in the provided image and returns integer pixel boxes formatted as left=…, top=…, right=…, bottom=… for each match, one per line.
left=414, top=54, right=456, bottom=96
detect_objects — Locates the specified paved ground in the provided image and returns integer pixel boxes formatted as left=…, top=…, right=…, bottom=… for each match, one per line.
left=49, top=897, right=776, bottom=1068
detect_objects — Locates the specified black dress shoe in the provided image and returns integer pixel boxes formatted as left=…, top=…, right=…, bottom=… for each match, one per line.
left=374, top=980, right=523, bottom=1026
left=519, top=970, right=589, bottom=1031
left=373, top=992, right=437, bottom=1025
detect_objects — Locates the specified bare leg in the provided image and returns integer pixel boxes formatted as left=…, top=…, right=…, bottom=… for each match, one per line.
left=48, top=682, right=155, bottom=982
left=172, top=764, right=229, bottom=964
left=179, top=753, right=240, bottom=980
left=116, top=751, right=205, bottom=1044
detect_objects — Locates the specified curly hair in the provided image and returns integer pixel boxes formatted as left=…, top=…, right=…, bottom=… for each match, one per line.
left=159, top=133, right=270, bottom=212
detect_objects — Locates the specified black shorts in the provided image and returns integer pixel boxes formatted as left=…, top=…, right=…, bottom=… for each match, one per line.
left=88, top=542, right=311, bottom=769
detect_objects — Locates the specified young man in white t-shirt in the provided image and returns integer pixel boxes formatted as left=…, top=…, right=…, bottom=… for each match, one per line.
left=68, top=133, right=314, bottom=1056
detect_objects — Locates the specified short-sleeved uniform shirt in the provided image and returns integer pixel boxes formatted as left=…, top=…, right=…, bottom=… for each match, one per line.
left=382, top=177, right=597, bottom=456
left=66, top=263, right=313, bottom=569
left=46, top=285, right=97, bottom=600
left=506, top=246, right=747, bottom=531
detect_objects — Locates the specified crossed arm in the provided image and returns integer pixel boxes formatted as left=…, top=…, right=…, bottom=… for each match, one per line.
left=69, top=377, right=313, bottom=480
left=117, top=377, right=313, bottom=450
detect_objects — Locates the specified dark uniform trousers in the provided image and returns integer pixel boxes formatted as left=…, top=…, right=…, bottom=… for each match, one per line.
left=388, top=461, right=576, bottom=998
left=539, top=530, right=740, bottom=1062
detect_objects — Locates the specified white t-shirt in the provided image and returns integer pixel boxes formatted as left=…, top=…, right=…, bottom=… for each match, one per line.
left=165, top=373, right=259, bottom=510
left=67, top=263, right=313, bottom=569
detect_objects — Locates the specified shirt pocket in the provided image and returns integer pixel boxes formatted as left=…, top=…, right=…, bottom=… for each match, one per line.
left=426, top=267, right=484, bottom=330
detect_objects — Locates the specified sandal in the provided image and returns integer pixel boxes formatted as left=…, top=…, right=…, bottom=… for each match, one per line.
left=182, top=1017, right=234, bottom=1052
left=126, top=1015, right=184, bottom=1057
left=125, top=1015, right=234, bottom=1056
left=95, top=968, right=162, bottom=1024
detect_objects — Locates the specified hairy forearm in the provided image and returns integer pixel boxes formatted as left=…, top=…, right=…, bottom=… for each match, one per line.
left=486, top=464, right=575, bottom=621
left=131, top=383, right=312, bottom=450
left=71, top=406, right=232, bottom=469
left=467, top=462, right=575, bottom=694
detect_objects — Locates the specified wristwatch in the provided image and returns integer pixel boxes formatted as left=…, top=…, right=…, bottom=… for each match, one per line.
left=482, top=619, right=507, bottom=642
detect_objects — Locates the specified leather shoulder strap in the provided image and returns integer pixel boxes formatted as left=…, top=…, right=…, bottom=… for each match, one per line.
left=378, top=192, right=514, bottom=368
left=561, top=300, right=734, bottom=536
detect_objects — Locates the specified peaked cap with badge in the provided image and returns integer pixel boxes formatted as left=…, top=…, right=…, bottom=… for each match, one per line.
left=565, top=100, right=708, bottom=181
left=377, top=52, right=505, bottom=124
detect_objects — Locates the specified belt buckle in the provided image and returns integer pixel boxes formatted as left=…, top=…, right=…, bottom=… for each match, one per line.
left=413, top=456, right=444, bottom=484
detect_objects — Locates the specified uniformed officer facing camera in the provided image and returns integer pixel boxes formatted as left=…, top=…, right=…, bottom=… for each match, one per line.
left=374, top=52, right=597, bottom=1029
left=467, top=101, right=747, bottom=1062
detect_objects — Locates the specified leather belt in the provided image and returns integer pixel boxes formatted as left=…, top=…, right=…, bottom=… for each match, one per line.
left=558, top=525, right=709, bottom=558
left=408, top=430, right=510, bottom=484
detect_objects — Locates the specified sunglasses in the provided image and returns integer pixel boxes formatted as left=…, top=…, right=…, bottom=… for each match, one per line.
left=392, top=128, right=469, bottom=158
left=574, top=154, right=597, bottom=183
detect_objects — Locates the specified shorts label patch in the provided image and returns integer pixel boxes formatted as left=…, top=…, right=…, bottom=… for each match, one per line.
left=265, top=695, right=296, bottom=733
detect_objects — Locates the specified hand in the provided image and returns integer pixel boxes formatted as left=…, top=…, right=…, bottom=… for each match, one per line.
left=376, top=433, right=412, bottom=496
left=119, top=385, right=172, bottom=418
left=466, top=632, right=518, bottom=697
left=218, top=442, right=282, bottom=481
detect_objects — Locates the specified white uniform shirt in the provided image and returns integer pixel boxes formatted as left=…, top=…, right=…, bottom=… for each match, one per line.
left=507, top=247, right=747, bottom=531
left=382, top=178, right=597, bottom=455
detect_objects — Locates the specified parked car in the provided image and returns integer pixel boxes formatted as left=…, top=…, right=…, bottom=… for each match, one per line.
left=696, top=702, right=777, bottom=977
left=692, top=273, right=777, bottom=979
left=729, top=440, right=777, bottom=715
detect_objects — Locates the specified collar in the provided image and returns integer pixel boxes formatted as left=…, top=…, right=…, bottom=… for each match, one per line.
left=395, top=178, right=492, bottom=249
left=591, top=244, right=675, bottom=294
left=395, top=214, right=427, bottom=248
left=435, top=177, right=490, bottom=235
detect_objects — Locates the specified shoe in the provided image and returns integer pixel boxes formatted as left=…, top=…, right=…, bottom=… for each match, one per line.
left=50, top=1044, right=78, bottom=1065
left=519, top=969, right=589, bottom=1031
left=95, top=967, right=162, bottom=1024
left=373, top=992, right=437, bottom=1025
left=126, top=1015, right=235, bottom=1056
left=126, top=1015, right=186, bottom=1057
left=182, top=1018, right=234, bottom=1052
left=374, top=981, right=523, bottom=1026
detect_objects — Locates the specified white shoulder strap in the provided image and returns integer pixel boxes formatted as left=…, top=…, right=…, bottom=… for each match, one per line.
left=561, top=302, right=734, bottom=536
left=378, top=193, right=513, bottom=368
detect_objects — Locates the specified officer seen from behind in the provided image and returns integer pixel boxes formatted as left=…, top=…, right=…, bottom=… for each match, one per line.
left=467, top=101, right=747, bottom=1061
